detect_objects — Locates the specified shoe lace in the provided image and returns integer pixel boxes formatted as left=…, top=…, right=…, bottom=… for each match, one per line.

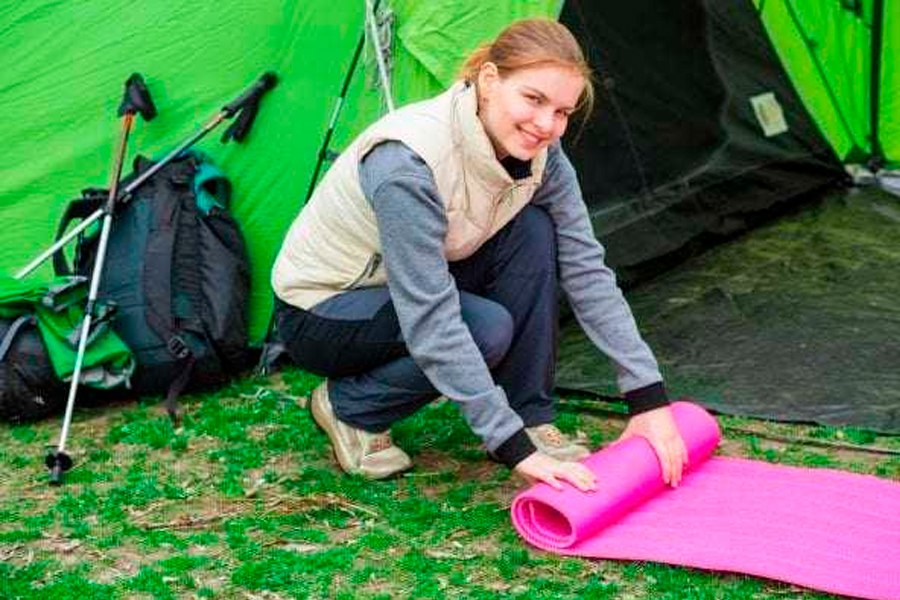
left=538, top=424, right=564, bottom=447
left=367, top=432, right=393, bottom=453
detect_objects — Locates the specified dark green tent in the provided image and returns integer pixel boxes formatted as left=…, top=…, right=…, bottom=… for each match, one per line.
left=554, top=0, right=899, bottom=432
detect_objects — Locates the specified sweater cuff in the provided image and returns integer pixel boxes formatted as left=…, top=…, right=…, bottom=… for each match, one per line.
left=625, top=382, right=670, bottom=415
left=492, top=428, right=537, bottom=468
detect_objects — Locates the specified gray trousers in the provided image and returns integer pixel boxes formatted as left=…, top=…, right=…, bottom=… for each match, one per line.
left=275, top=206, right=559, bottom=432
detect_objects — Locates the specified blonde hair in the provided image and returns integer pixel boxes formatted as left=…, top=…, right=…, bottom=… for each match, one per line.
left=459, top=18, right=595, bottom=118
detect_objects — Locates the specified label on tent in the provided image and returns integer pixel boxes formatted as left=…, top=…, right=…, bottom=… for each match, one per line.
left=750, top=92, right=789, bottom=137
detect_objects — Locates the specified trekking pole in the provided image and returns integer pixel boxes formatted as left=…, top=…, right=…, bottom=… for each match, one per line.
left=46, top=74, right=157, bottom=485
left=15, top=72, right=279, bottom=281
left=303, top=35, right=365, bottom=204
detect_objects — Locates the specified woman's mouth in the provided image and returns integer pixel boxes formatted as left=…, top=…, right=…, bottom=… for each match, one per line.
left=519, top=127, right=545, bottom=147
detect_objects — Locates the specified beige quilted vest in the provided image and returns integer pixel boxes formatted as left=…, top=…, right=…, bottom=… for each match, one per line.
left=273, top=81, right=548, bottom=309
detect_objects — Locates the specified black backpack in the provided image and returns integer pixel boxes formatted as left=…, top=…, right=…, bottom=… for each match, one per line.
left=0, top=315, right=67, bottom=422
left=55, top=152, right=250, bottom=415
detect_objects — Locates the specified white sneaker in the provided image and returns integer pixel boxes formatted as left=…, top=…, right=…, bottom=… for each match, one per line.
left=525, top=424, right=591, bottom=462
left=310, top=381, right=412, bottom=479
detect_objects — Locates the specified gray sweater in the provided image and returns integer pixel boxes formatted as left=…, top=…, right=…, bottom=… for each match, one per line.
left=358, top=141, right=667, bottom=464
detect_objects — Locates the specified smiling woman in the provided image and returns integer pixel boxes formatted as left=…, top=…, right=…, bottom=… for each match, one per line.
left=271, top=18, right=687, bottom=491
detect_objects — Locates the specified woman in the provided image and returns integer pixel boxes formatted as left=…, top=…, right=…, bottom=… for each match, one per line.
left=272, top=19, right=688, bottom=491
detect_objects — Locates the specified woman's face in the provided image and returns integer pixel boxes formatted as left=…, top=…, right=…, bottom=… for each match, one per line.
left=477, top=63, right=585, bottom=161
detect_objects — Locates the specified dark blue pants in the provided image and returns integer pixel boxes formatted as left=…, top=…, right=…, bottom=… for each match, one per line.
left=275, top=206, right=559, bottom=432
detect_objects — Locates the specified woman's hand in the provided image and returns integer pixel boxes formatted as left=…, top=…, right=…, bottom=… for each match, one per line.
left=619, top=405, right=689, bottom=487
left=514, top=451, right=596, bottom=492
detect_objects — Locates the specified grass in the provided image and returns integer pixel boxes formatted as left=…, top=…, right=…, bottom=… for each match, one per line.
left=0, top=366, right=898, bottom=599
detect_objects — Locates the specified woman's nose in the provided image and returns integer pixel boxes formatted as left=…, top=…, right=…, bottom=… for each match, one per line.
left=533, top=110, right=553, bottom=134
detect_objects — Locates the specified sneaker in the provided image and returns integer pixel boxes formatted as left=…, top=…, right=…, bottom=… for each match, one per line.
left=525, top=424, right=591, bottom=462
left=309, top=381, right=412, bottom=479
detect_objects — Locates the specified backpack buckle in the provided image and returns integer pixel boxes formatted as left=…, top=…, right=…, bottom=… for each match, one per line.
left=167, top=336, right=191, bottom=359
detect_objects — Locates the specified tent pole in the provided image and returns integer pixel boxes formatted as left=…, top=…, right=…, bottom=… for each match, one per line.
left=304, top=0, right=383, bottom=204
left=302, top=36, right=364, bottom=204
left=869, top=0, right=885, bottom=169
left=365, top=0, right=395, bottom=113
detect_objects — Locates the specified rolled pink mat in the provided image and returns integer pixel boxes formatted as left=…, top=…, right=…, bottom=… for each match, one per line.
left=512, top=401, right=900, bottom=600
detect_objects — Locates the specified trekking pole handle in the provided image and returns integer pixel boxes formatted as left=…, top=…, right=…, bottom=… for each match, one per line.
left=222, top=72, right=278, bottom=117
left=14, top=78, right=150, bottom=280
left=119, top=73, right=157, bottom=121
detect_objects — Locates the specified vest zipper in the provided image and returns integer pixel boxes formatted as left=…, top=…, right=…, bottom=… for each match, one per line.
left=345, top=253, right=382, bottom=289
left=502, top=181, right=527, bottom=204
left=367, top=253, right=382, bottom=277
left=474, top=186, right=513, bottom=249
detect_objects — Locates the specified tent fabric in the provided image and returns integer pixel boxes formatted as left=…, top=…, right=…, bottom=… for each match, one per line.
left=398, top=1, right=561, bottom=87
left=882, top=5, right=899, bottom=161
left=552, top=0, right=899, bottom=432
left=755, top=0, right=899, bottom=167
left=558, top=0, right=845, bottom=282
left=557, top=186, right=900, bottom=434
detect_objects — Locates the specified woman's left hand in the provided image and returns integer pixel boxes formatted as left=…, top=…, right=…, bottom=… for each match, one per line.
left=618, top=405, right=689, bottom=487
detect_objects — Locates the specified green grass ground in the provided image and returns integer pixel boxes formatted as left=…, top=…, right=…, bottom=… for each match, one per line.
left=1, top=368, right=898, bottom=600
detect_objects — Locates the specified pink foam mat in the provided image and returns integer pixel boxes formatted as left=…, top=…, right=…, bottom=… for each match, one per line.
left=511, top=402, right=900, bottom=599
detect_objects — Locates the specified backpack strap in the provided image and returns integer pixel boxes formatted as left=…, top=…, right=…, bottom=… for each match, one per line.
left=139, top=156, right=205, bottom=424
left=63, top=300, right=117, bottom=348
left=41, top=276, right=88, bottom=312
left=164, top=350, right=195, bottom=425
left=53, top=190, right=106, bottom=276
left=0, top=315, right=36, bottom=362
left=142, top=158, right=196, bottom=346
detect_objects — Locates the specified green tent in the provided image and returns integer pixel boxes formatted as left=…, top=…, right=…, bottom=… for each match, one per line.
left=0, top=0, right=558, bottom=343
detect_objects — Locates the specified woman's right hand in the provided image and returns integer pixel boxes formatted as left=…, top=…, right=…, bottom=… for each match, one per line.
left=514, top=451, right=596, bottom=492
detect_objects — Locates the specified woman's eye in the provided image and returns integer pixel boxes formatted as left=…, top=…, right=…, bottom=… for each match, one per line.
left=526, top=95, right=542, bottom=105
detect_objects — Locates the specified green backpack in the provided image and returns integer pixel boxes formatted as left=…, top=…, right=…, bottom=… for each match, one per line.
left=0, top=276, right=134, bottom=422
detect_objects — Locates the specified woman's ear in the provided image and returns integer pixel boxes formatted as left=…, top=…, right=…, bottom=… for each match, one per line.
left=477, top=62, right=501, bottom=101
